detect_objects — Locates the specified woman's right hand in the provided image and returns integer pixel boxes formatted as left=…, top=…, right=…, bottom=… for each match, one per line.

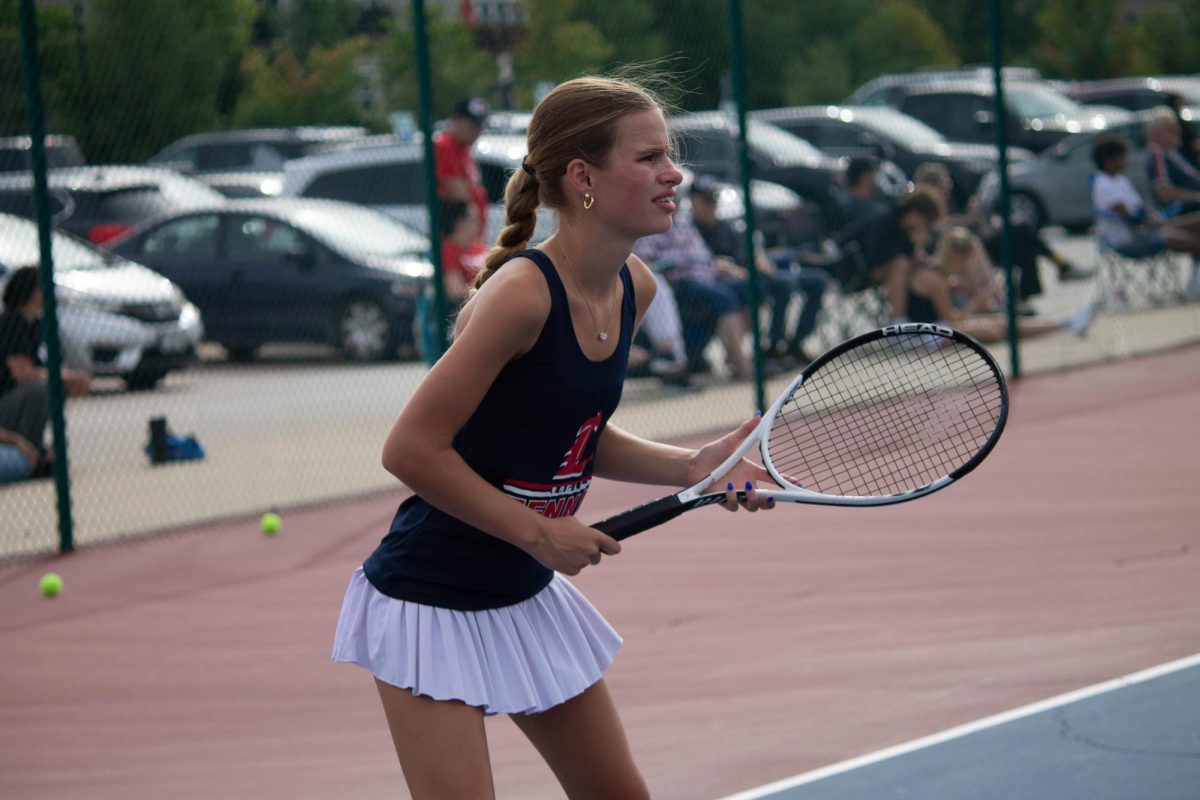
left=525, top=516, right=622, bottom=575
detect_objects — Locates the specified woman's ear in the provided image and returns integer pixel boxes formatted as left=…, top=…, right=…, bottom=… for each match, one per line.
left=563, top=158, right=593, bottom=200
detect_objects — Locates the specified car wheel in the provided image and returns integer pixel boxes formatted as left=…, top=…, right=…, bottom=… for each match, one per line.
left=338, top=298, right=396, bottom=362
left=222, top=344, right=258, bottom=362
left=123, top=369, right=167, bottom=391
left=1008, top=191, right=1045, bottom=230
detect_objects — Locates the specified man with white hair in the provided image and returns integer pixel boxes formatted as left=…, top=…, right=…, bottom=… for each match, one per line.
left=1145, top=106, right=1200, bottom=217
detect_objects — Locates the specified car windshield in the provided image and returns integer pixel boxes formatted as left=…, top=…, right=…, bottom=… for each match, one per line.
left=856, top=111, right=946, bottom=146
left=2, top=220, right=111, bottom=271
left=291, top=205, right=429, bottom=259
left=747, top=120, right=826, bottom=164
left=1007, top=84, right=1084, bottom=119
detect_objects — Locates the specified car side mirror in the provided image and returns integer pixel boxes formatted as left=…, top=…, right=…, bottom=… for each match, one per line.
left=974, top=110, right=995, bottom=127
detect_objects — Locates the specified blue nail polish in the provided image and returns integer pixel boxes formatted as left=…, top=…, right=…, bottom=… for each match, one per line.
left=727, top=482, right=734, bottom=491
left=745, top=480, right=753, bottom=490
left=767, top=496, right=775, bottom=504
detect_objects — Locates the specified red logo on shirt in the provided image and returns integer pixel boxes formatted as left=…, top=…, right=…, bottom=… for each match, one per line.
left=554, top=411, right=603, bottom=480
left=501, top=412, right=604, bottom=518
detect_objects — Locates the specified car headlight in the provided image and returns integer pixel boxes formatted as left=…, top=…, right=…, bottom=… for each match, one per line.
left=56, top=286, right=122, bottom=314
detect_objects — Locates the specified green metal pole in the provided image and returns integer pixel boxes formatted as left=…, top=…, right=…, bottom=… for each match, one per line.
left=987, top=0, right=1020, bottom=378
left=727, top=0, right=765, bottom=412
left=18, top=0, right=74, bottom=552
left=411, top=0, right=447, bottom=361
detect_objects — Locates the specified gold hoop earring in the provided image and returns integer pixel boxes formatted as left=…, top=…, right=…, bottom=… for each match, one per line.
left=583, top=192, right=595, bottom=210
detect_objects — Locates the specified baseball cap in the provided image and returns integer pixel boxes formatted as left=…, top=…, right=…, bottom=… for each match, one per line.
left=453, top=97, right=490, bottom=124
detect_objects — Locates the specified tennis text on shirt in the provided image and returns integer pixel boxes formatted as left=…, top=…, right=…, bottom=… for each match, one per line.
left=502, top=411, right=602, bottom=518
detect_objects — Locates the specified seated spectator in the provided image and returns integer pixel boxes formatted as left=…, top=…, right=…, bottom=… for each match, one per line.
left=689, top=176, right=829, bottom=366
left=1091, top=134, right=1200, bottom=261
left=439, top=199, right=487, bottom=307
left=836, top=156, right=890, bottom=229
left=913, top=162, right=1089, bottom=303
left=934, top=226, right=1003, bottom=314
left=908, top=228, right=1098, bottom=342
left=626, top=272, right=694, bottom=390
left=634, top=216, right=754, bottom=380
left=0, top=266, right=91, bottom=484
left=833, top=187, right=945, bottom=322
left=0, top=425, right=40, bottom=484
left=1144, top=107, right=1200, bottom=217
left=1165, top=92, right=1200, bottom=170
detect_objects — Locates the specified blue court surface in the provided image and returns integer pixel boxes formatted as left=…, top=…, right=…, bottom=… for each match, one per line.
left=721, top=654, right=1200, bottom=800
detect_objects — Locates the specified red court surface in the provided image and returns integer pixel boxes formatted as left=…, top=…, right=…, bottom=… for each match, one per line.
left=3, top=345, right=1199, bottom=800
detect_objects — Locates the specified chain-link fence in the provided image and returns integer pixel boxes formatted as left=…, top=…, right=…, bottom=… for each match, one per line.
left=3, top=0, right=1200, bottom=560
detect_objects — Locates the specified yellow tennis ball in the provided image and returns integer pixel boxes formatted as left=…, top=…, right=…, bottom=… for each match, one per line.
left=39, top=572, right=63, bottom=597
left=260, top=512, right=282, bottom=535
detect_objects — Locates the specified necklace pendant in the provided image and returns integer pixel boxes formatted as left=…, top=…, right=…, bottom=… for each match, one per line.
left=597, top=332, right=609, bottom=342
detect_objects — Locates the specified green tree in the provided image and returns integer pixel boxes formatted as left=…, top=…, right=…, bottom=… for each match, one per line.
left=83, top=0, right=255, bottom=162
left=0, top=0, right=83, bottom=138
left=512, top=0, right=612, bottom=106
left=233, top=38, right=379, bottom=128
left=850, top=1, right=959, bottom=81
left=377, top=6, right=496, bottom=123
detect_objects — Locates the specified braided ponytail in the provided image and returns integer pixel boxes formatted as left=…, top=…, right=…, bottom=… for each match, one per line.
left=475, top=169, right=540, bottom=289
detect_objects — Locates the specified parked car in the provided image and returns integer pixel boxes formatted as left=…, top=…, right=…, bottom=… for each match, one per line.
left=0, top=166, right=226, bottom=244
left=846, top=66, right=1046, bottom=106
left=667, top=112, right=855, bottom=231
left=279, top=135, right=551, bottom=244
left=147, top=127, right=369, bottom=175
left=0, top=134, right=86, bottom=172
left=976, top=109, right=1158, bottom=231
left=107, top=199, right=433, bottom=362
left=1061, top=75, right=1200, bottom=115
left=0, top=212, right=202, bottom=389
left=751, top=105, right=1034, bottom=208
left=858, top=77, right=1131, bottom=154
left=196, top=171, right=285, bottom=199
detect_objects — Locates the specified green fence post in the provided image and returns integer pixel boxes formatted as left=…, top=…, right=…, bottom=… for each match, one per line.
left=727, top=0, right=765, bottom=412
left=988, top=0, right=1020, bottom=378
left=18, top=0, right=74, bottom=552
left=411, top=0, right=447, bottom=361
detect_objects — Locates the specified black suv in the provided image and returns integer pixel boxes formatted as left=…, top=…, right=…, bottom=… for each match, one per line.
left=862, top=79, right=1128, bottom=153
left=1061, top=75, right=1200, bottom=113
left=0, top=166, right=225, bottom=244
left=147, top=127, right=369, bottom=175
left=751, top=105, right=1032, bottom=207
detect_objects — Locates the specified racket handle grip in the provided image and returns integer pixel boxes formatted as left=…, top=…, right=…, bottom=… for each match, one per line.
left=592, top=495, right=687, bottom=541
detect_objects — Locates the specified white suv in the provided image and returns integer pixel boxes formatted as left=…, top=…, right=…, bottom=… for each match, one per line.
left=0, top=213, right=203, bottom=390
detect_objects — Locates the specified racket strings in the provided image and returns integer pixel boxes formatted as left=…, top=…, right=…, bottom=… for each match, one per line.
left=767, top=336, right=1003, bottom=497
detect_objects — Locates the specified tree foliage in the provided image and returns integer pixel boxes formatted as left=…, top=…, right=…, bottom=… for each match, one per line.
left=3, top=0, right=1197, bottom=164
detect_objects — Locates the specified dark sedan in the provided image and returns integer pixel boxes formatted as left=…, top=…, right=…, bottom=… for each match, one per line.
left=108, top=199, right=433, bottom=362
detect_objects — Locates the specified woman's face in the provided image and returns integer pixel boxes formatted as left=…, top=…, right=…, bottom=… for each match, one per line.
left=586, top=108, right=684, bottom=240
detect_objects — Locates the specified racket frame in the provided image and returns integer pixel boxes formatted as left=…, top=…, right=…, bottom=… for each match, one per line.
left=593, top=323, right=1008, bottom=539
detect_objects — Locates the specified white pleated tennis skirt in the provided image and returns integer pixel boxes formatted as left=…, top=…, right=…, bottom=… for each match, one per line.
left=331, top=568, right=622, bottom=715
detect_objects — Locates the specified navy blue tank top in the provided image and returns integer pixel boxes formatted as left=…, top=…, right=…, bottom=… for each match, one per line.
left=363, top=249, right=635, bottom=610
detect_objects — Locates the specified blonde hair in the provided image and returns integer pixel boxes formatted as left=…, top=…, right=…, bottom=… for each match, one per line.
left=473, top=74, right=667, bottom=289
left=934, top=225, right=976, bottom=273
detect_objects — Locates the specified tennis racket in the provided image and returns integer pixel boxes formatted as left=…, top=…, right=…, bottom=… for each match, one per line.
left=594, top=323, right=1008, bottom=541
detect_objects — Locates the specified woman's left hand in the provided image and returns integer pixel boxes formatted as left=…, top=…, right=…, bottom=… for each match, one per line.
left=686, top=415, right=776, bottom=512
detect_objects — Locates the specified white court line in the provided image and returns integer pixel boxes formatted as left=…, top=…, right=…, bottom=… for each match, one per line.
left=719, top=651, right=1200, bottom=800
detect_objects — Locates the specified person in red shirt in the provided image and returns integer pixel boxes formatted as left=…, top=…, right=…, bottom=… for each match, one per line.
left=439, top=199, right=487, bottom=307
left=434, top=97, right=490, bottom=244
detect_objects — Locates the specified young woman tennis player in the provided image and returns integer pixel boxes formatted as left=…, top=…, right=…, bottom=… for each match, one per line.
left=332, top=74, right=774, bottom=798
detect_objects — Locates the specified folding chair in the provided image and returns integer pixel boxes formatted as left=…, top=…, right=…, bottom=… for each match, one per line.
left=814, top=241, right=889, bottom=345
left=1095, top=242, right=1186, bottom=310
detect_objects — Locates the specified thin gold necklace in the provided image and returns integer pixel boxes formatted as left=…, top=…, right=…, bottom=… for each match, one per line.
left=557, top=244, right=618, bottom=342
